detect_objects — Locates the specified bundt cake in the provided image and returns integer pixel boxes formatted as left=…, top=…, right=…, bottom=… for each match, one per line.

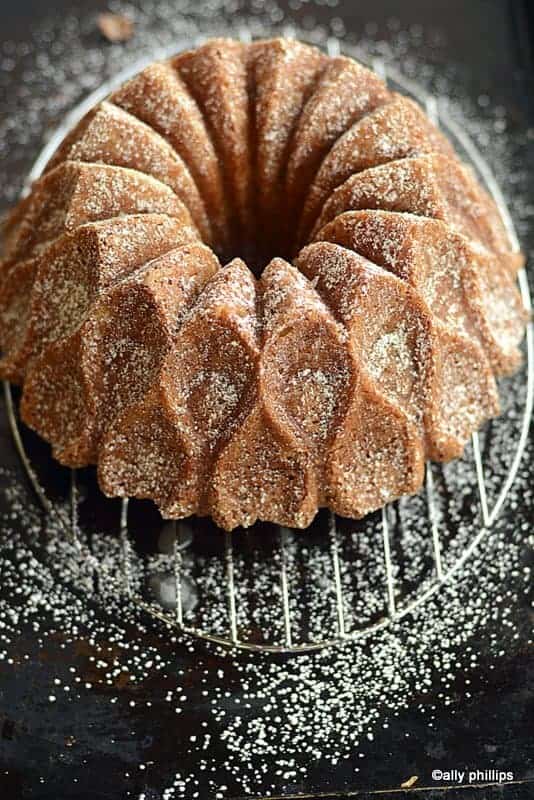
left=0, top=37, right=527, bottom=530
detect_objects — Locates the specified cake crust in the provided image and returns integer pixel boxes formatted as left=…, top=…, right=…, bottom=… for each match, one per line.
left=0, top=38, right=526, bottom=530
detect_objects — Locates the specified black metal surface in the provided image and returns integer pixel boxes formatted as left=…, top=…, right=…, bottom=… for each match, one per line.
left=0, top=1, right=533, bottom=799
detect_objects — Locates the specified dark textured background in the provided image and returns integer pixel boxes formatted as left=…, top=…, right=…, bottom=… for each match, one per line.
left=0, top=1, right=533, bottom=798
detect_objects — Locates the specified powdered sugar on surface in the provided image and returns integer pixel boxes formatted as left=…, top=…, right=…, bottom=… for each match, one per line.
left=1, top=2, right=533, bottom=798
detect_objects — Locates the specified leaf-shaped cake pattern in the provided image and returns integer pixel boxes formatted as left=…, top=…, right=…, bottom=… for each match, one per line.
left=0, top=38, right=526, bottom=530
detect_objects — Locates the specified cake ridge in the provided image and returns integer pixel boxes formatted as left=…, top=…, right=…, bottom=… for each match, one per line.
left=110, top=60, right=230, bottom=252
left=285, top=54, right=392, bottom=234
left=249, top=37, right=328, bottom=256
left=21, top=241, right=220, bottom=465
left=0, top=214, right=200, bottom=382
left=295, top=241, right=500, bottom=461
left=173, top=40, right=253, bottom=251
left=2, top=159, right=195, bottom=267
left=297, top=93, right=456, bottom=244
left=98, top=259, right=261, bottom=521
left=44, top=100, right=213, bottom=243
left=311, top=152, right=510, bottom=253
left=317, top=209, right=526, bottom=374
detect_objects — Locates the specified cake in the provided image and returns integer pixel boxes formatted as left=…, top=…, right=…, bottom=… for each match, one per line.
left=0, top=38, right=526, bottom=530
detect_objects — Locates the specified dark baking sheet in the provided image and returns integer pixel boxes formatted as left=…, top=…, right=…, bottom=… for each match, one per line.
left=1, top=1, right=533, bottom=799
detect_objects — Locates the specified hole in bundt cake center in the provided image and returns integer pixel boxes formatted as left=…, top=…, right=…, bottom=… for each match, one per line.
left=217, top=230, right=295, bottom=277
left=217, top=241, right=292, bottom=278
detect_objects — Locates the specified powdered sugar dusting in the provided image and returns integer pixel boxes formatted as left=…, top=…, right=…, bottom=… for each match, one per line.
left=0, top=3, right=533, bottom=798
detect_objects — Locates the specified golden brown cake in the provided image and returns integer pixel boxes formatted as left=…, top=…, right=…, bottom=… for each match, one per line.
left=0, top=37, right=527, bottom=530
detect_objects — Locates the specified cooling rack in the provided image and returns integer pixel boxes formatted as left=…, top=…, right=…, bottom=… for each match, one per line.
left=2, top=32, right=533, bottom=654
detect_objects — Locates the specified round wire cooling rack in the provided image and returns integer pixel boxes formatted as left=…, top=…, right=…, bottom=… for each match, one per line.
left=1, top=32, right=533, bottom=655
